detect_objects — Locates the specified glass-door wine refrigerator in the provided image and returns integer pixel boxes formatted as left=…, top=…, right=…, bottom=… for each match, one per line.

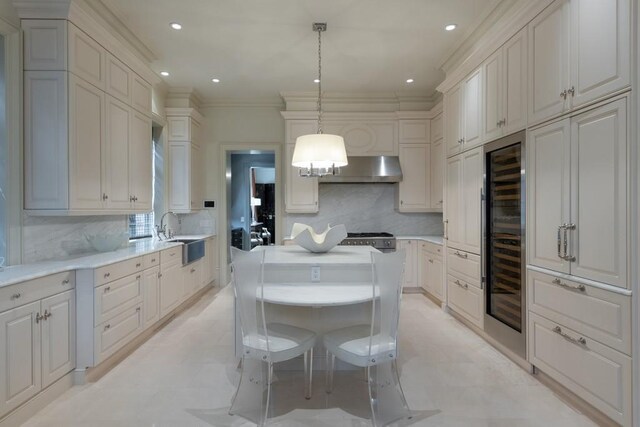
left=483, top=131, right=526, bottom=359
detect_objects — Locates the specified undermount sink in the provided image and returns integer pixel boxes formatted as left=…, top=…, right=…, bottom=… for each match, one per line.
left=168, top=238, right=205, bottom=265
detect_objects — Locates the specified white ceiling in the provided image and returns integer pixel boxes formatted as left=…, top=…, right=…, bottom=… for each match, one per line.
left=105, top=0, right=497, bottom=101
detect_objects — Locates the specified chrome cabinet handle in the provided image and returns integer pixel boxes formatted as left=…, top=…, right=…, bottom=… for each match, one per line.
left=551, top=278, right=585, bottom=292
left=104, top=324, right=111, bottom=331
left=104, top=272, right=111, bottom=278
left=428, top=259, right=434, bottom=264
left=567, top=86, right=575, bottom=97
left=563, top=223, right=576, bottom=261
left=455, top=279, right=468, bottom=289
left=453, top=251, right=468, bottom=259
left=102, top=193, right=109, bottom=201
left=104, top=286, right=111, bottom=293
left=560, top=89, right=568, bottom=99
left=62, top=279, right=70, bottom=285
left=158, top=272, right=163, bottom=278
left=43, top=310, right=51, bottom=320
left=151, top=258, right=156, bottom=263
left=36, top=312, right=43, bottom=323
left=11, top=293, right=21, bottom=300
left=136, top=263, right=141, bottom=267
left=136, top=275, right=141, bottom=280
left=136, top=307, right=141, bottom=312
left=130, top=195, right=135, bottom=202
left=443, top=219, right=448, bottom=240
left=553, top=326, right=586, bottom=346
left=557, top=225, right=565, bottom=259
left=190, top=268, right=196, bottom=273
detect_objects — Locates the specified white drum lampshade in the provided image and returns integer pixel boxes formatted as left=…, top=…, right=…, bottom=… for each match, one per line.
left=292, top=133, right=348, bottom=171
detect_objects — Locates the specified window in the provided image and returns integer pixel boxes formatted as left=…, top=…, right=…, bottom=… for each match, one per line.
left=128, top=134, right=156, bottom=239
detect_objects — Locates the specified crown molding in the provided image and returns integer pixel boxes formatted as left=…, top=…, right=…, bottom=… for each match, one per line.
left=436, top=0, right=554, bottom=94
left=11, top=0, right=71, bottom=18
left=200, top=97, right=285, bottom=109
left=165, top=107, right=204, bottom=123
left=166, top=87, right=204, bottom=110
left=280, top=91, right=439, bottom=112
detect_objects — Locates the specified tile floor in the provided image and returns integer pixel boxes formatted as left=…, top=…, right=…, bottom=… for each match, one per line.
left=22, top=285, right=597, bottom=427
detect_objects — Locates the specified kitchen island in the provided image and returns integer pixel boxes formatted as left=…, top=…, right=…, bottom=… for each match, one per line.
left=234, top=245, right=379, bottom=368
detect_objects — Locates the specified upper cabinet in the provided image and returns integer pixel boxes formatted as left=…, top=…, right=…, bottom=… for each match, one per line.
left=445, top=68, right=482, bottom=157
left=23, top=20, right=154, bottom=215
left=284, top=121, right=319, bottom=213
left=528, top=0, right=630, bottom=125
left=430, top=113, right=444, bottom=210
left=483, top=28, right=527, bottom=143
left=167, top=111, right=205, bottom=213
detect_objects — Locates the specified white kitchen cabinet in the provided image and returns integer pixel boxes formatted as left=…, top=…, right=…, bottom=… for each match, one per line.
left=445, top=84, right=463, bottom=157
left=0, top=274, right=76, bottom=419
left=23, top=20, right=153, bottom=214
left=103, top=95, right=131, bottom=210
left=142, top=266, right=160, bottom=329
left=430, top=137, right=444, bottom=209
left=527, top=98, right=627, bottom=288
left=420, top=242, right=444, bottom=302
left=285, top=142, right=318, bottom=213
left=159, top=249, right=184, bottom=317
left=183, top=260, right=202, bottom=299
left=483, top=28, right=528, bottom=142
left=397, top=144, right=431, bottom=212
left=204, top=237, right=219, bottom=286
left=397, top=239, right=418, bottom=288
left=399, top=120, right=430, bottom=144
left=40, top=290, right=75, bottom=389
left=129, top=111, right=153, bottom=211
left=447, top=275, right=484, bottom=329
left=446, top=147, right=483, bottom=255
left=528, top=0, right=630, bottom=125
left=131, top=73, right=152, bottom=117
left=167, top=110, right=204, bottom=213
left=430, top=113, right=443, bottom=141
left=462, top=68, right=483, bottom=148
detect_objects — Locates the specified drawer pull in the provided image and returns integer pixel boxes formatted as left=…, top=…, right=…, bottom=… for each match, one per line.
left=428, top=259, right=434, bottom=264
left=551, top=278, right=585, bottom=292
left=11, top=293, right=21, bottom=300
left=104, top=272, right=111, bottom=278
left=136, top=263, right=142, bottom=268
left=62, top=279, right=70, bottom=285
left=36, top=312, right=43, bottom=323
left=552, top=326, right=586, bottom=346
left=43, top=310, right=51, bottom=320
left=151, top=258, right=156, bottom=263
left=190, top=268, right=196, bottom=273
left=104, top=286, right=111, bottom=293
left=453, top=251, right=468, bottom=259
left=136, top=307, right=141, bottom=312
left=136, top=275, right=141, bottom=280
left=170, top=253, right=176, bottom=256
left=158, top=272, right=163, bottom=278
left=455, top=279, right=468, bottom=289
left=104, top=324, right=111, bottom=331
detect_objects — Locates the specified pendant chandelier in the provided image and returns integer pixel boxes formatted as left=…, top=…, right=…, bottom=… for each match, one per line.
left=291, top=23, right=348, bottom=177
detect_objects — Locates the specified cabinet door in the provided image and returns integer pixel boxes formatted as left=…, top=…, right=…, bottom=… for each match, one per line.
left=528, top=0, right=570, bottom=124
left=445, top=85, right=463, bottom=157
left=103, top=95, right=131, bottom=210
left=570, top=99, right=627, bottom=288
left=569, top=0, right=630, bottom=108
left=431, top=113, right=443, bottom=141
left=106, top=54, right=132, bottom=104
left=143, top=266, right=160, bottom=328
left=398, top=144, right=430, bottom=212
left=41, top=290, right=75, bottom=388
left=397, top=240, right=417, bottom=288
left=0, top=302, right=41, bottom=416
left=131, top=74, right=152, bottom=116
left=68, top=23, right=106, bottom=90
left=462, top=68, right=482, bottom=148
left=427, top=256, right=444, bottom=301
left=130, top=111, right=153, bottom=211
left=446, top=155, right=463, bottom=248
left=159, top=261, right=183, bottom=317
left=190, top=143, right=203, bottom=211
left=483, top=50, right=503, bottom=142
left=183, top=260, right=202, bottom=298
left=69, top=75, right=105, bottom=210
left=527, top=119, right=571, bottom=274
left=461, top=148, right=482, bottom=254
left=209, top=237, right=218, bottom=285
left=285, top=143, right=318, bottom=213
left=430, top=139, right=444, bottom=209
left=503, top=28, right=528, bottom=134
left=168, top=141, right=191, bottom=211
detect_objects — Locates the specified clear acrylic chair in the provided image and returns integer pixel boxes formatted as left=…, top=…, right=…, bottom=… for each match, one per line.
left=229, top=247, right=316, bottom=426
left=323, top=250, right=412, bottom=427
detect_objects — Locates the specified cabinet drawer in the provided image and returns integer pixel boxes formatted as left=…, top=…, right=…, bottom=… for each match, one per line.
left=447, top=248, right=481, bottom=288
left=94, top=304, right=143, bottom=365
left=529, top=313, right=631, bottom=426
left=94, top=273, right=143, bottom=326
left=447, top=275, right=483, bottom=329
left=0, top=271, right=75, bottom=313
left=143, top=252, right=160, bottom=270
left=528, top=269, right=631, bottom=355
left=94, top=256, right=144, bottom=287
left=160, top=246, right=182, bottom=268
left=421, top=241, right=442, bottom=257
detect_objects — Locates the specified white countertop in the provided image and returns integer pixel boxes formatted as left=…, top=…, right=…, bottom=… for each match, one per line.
left=0, top=234, right=215, bottom=289
left=396, top=235, right=444, bottom=245
left=259, top=245, right=377, bottom=265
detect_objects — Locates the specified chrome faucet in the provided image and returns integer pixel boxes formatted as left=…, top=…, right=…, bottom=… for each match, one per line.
left=156, top=211, right=179, bottom=240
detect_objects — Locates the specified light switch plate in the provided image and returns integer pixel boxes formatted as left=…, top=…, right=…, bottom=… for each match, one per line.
left=311, top=266, right=321, bottom=282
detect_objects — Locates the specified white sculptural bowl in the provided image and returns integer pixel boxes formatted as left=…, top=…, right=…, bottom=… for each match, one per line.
left=291, top=223, right=347, bottom=253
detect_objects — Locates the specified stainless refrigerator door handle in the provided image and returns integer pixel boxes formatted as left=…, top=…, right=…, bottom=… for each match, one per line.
left=557, top=225, right=565, bottom=259
left=564, top=223, right=576, bottom=261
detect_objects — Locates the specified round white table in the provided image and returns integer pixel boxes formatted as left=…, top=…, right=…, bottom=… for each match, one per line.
left=259, top=283, right=379, bottom=307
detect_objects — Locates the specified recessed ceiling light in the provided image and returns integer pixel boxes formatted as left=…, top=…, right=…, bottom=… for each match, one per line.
left=160, top=71, right=170, bottom=76
left=406, top=78, right=414, bottom=83
left=445, top=24, right=457, bottom=31
left=170, top=22, right=182, bottom=30
left=211, top=78, right=220, bottom=83
left=314, top=79, right=320, bottom=83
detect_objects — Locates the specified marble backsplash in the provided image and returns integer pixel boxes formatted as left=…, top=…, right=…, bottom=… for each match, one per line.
left=177, top=209, right=217, bottom=235
left=284, top=184, right=444, bottom=237
left=22, top=214, right=128, bottom=264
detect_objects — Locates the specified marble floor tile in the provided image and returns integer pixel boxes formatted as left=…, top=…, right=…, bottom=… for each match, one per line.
left=21, top=285, right=597, bottom=427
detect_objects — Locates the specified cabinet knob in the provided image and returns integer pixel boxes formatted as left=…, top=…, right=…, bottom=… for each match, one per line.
left=567, top=86, right=575, bottom=97
left=11, top=293, right=21, bottom=300
left=102, top=193, right=109, bottom=201
left=36, top=312, right=43, bottom=323
left=62, top=279, right=70, bottom=285
left=136, top=275, right=141, bottom=280
left=104, top=324, right=111, bottom=331
left=43, top=310, right=51, bottom=320
left=190, top=268, right=196, bottom=273
left=560, top=89, right=568, bottom=99
left=158, top=272, right=163, bottom=278
left=136, top=263, right=141, bottom=268
left=151, top=258, right=156, bottom=263
left=130, top=195, right=135, bottom=202
left=104, top=286, right=111, bottom=293
left=104, top=272, right=111, bottom=278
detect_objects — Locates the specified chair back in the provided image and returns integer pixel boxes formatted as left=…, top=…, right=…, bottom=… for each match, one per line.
left=230, top=247, right=269, bottom=354
left=368, top=250, right=406, bottom=360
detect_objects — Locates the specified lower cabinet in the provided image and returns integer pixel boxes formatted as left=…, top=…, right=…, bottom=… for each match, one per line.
left=0, top=287, right=75, bottom=418
left=447, top=275, right=483, bottom=329
left=529, top=312, right=631, bottom=426
left=142, top=266, right=160, bottom=329
left=397, top=239, right=418, bottom=288
left=159, top=248, right=183, bottom=318
left=419, top=242, right=444, bottom=302
left=203, top=237, right=218, bottom=286
left=93, top=305, right=143, bottom=364
left=182, top=260, right=202, bottom=299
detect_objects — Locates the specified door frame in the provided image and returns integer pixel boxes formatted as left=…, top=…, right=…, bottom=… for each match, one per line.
left=219, top=143, right=283, bottom=286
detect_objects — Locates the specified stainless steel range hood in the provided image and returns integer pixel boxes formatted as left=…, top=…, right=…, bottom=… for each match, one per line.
left=319, top=156, right=402, bottom=183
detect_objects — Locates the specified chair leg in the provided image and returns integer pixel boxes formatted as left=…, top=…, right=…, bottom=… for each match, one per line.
left=262, top=361, right=273, bottom=427
left=229, top=357, right=271, bottom=426
left=366, top=361, right=412, bottom=427
left=304, top=348, right=313, bottom=399
left=325, top=350, right=335, bottom=394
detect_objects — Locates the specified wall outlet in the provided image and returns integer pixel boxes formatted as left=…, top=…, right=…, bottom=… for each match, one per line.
left=311, top=266, right=321, bottom=282
left=240, top=216, right=245, bottom=223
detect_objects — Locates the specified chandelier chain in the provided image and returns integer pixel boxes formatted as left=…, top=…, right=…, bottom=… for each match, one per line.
left=317, top=27, right=322, bottom=134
